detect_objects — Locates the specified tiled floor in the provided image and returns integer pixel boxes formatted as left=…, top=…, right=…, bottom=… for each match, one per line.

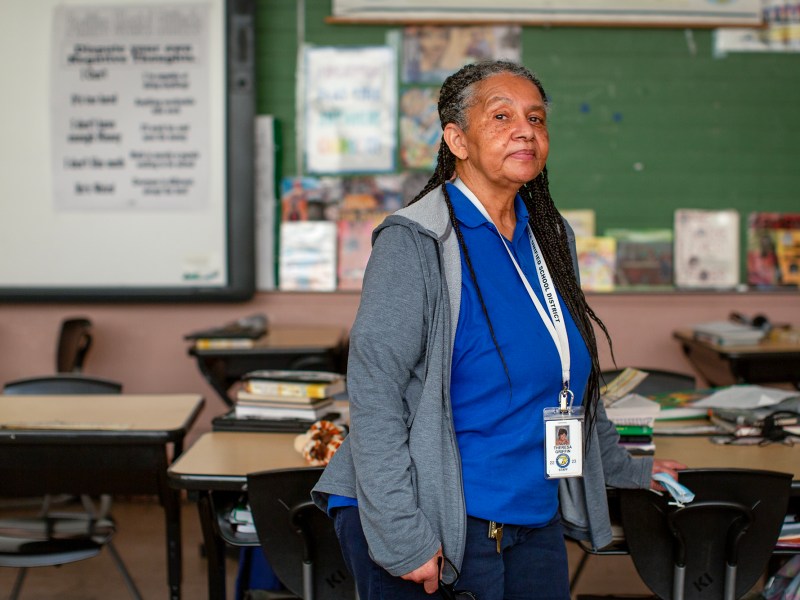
left=0, top=496, right=654, bottom=599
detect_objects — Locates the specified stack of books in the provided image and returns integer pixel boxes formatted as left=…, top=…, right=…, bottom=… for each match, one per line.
left=233, top=369, right=346, bottom=425
left=708, top=394, right=800, bottom=439
left=601, top=368, right=659, bottom=454
left=184, top=313, right=268, bottom=349
left=691, top=320, right=766, bottom=347
left=604, top=393, right=661, bottom=455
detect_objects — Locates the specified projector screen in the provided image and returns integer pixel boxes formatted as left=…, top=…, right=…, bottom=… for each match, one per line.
left=0, top=0, right=255, bottom=301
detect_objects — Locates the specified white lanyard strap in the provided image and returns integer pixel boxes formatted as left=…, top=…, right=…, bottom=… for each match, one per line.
left=453, top=179, right=571, bottom=399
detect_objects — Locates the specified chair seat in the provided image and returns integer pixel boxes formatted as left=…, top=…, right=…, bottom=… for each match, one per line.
left=0, top=536, right=102, bottom=566
left=0, top=515, right=115, bottom=543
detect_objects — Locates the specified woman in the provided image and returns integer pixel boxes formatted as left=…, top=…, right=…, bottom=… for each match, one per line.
left=312, top=60, right=684, bottom=599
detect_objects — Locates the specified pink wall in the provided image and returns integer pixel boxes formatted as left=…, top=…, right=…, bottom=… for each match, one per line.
left=0, top=291, right=797, bottom=443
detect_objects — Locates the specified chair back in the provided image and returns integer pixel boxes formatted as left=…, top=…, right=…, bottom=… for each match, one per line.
left=247, top=467, right=354, bottom=600
left=56, top=317, right=93, bottom=373
left=619, top=468, right=792, bottom=600
left=3, top=374, right=122, bottom=395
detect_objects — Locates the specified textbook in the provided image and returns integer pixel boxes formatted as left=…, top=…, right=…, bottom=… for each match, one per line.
left=605, top=228, right=673, bottom=289
left=242, top=370, right=346, bottom=400
left=236, top=390, right=336, bottom=408
left=575, top=236, right=616, bottom=292
left=234, top=399, right=335, bottom=421
left=648, top=389, right=711, bottom=420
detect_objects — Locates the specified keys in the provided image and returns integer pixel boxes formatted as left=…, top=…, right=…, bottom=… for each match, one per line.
left=488, top=520, right=504, bottom=554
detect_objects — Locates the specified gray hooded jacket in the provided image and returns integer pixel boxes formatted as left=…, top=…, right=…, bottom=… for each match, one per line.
left=312, top=186, right=653, bottom=577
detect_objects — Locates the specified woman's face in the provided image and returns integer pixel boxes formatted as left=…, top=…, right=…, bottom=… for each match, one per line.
left=457, top=73, right=549, bottom=190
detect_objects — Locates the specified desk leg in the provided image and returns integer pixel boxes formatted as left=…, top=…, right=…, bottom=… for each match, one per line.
left=164, top=487, right=183, bottom=600
left=197, top=491, right=227, bottom=600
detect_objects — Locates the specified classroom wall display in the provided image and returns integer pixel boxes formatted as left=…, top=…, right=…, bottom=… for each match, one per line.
left=714, top=0, right=800, bottom=57
left=0, top=0, right=255, bottom=301
left=331, top=0, right=762, bottom=27
left=402, top=25, right=521, bottom=84
left=302, top=45, right=397, bottom=174
left=399, top=87, right=441, bottom=170
left=746, top=212, right=800, bottom=287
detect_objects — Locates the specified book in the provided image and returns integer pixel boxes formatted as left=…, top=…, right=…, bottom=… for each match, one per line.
left=234, top=399, right=335, bottom=421
left=601, top=367, right=650, bottom=403
left=604, top=393, right=661, bottom=424
left=674, top=209, right=740, bottom=289
left=708, top=413, right=763, bottom=437
left=236, top=391, right=336, bottom=409
left=279, top=221, right=337, bottom=291
left=212, top=409, right=344, bottom=433
left=242, top=370, right=346, bottom=400
left=561, top=209, right=596, bottom=238
left=746, top=212, right=800, bottom=286
left=575, top=236, right=617, bottom=291
left=605, top=228, right=673, bottom=289
left=648, top=389, right=712, bottom=420
left=776, top=229, right=800, bottom=285
left=691, top=320, right=766, bottom=346
left=337, top=213, right=385, bottom=291
left=193, top=338, right=257, bottom=350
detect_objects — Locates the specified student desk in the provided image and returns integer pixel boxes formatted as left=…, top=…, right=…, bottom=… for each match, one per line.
left=170, top=430, right=799, bottom=600
left=673, top=329, right=800, bottom=389
left=188, top=325, right=348, bottom=406
left=0, top=393, right=205, bottom=600
left=169, top=431, right=308, bottom=599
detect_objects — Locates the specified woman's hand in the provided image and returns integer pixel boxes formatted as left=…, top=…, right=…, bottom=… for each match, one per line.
left=650, top=458, right=688, bottom=491
left=400, top=547, right=443, bottom=594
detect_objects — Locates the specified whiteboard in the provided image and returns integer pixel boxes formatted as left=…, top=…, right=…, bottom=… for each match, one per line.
left=0, top=0, right=255, bottom=301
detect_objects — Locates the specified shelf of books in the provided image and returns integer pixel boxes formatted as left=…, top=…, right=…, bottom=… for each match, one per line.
left=264, top=175, right=800, bottom=294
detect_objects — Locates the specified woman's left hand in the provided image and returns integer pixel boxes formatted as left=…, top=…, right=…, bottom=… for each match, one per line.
left=649, top=458, right=688, bottom=491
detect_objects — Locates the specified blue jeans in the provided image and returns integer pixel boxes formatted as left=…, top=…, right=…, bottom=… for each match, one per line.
left=333, top=506, right=570, bottom=600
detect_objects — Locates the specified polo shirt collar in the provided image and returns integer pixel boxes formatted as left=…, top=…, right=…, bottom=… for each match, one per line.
left=445, top=181, right=530, bottom=233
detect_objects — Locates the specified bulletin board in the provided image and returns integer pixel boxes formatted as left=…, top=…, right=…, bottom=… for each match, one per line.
left=256, top=0, right=800, bottom=266
left=0, top=0, right=256, bottom=301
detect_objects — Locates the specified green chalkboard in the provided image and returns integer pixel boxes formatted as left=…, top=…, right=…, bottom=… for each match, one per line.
left=256, top=0, right=799, bottom=266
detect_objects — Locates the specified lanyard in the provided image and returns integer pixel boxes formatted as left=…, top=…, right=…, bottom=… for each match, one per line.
left=453, top=179, right=572, bottom=408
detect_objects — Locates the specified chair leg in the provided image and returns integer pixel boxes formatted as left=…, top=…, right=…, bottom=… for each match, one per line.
left=9, top=568, right=27, bottom=600
left=106, top=540, right=144, bottom=600
left=302, top=560, right=313, bottom=600
left=570, top=553, right=590, bottom=593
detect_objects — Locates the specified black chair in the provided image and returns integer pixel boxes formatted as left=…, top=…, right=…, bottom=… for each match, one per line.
left=570, top=367, right=698, bottom=592
left=247, top=467, right=355, bottom=600
left=2, top=374, right=121, bottom=396
left=0, top=374, right=140, bottom=600
left=55, top=317, right=93, bottom=373
left=617, top=468, right=792, bottom=600
left=600, top=367, right=697, bottom=397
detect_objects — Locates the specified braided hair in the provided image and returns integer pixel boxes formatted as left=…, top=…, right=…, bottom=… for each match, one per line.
left=409, top=60, right=613, bottom=437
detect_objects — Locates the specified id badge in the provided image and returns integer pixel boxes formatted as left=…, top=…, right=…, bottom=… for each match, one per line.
left=543, top=406, right=584, bottom=479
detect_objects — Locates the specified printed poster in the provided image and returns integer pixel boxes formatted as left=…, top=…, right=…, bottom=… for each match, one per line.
left=402, top=25, right=521, bottom=84
left=303, top=46, right=396, bottom=174
left=51, top=4, right=210, bottom=210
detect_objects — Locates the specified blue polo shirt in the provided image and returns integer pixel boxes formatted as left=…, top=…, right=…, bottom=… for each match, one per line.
left=447, top=182, right=591, bottom=527
left=327, top=183, right=592, bottom=523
